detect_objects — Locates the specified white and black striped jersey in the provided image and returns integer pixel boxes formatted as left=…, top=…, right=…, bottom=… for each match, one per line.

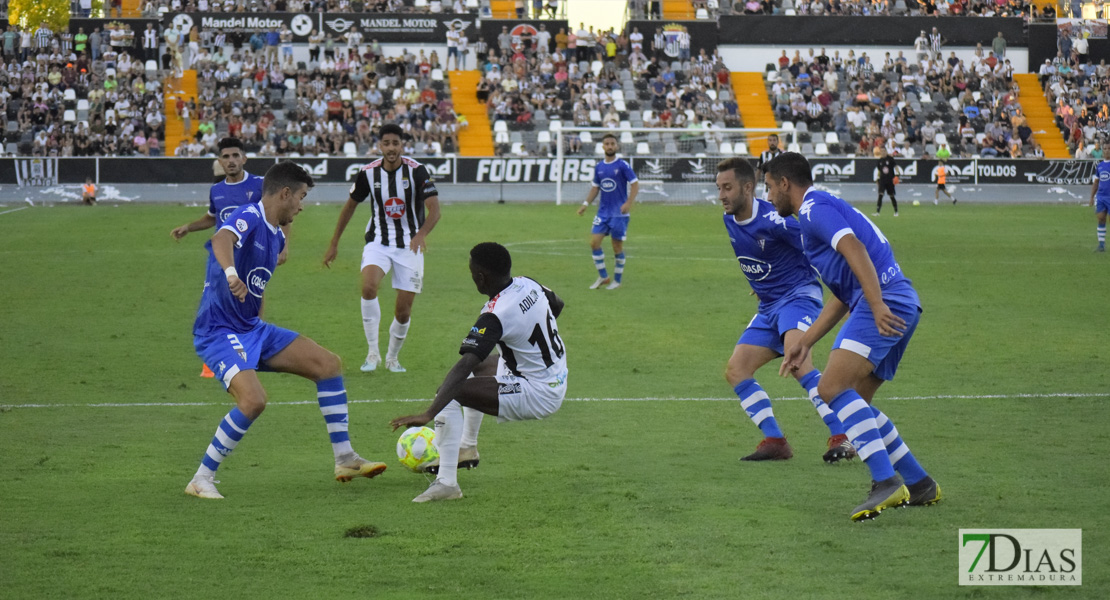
left=757, top=147, right=783, bottom=173
left=348, top=156, right=438, bottom=249
left=459, top=277, right=567, bottom=383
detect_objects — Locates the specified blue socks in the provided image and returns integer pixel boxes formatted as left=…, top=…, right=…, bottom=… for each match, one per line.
left=614, top=252, right=625, bottom=283
left=829, top=390, right=895, bottom=481
left=798, top=370, right=845, bottom=436
left=1098, top=224, right=1105, bottom=248
left=734, top=379, right=784, bottom=439
left=317, top=376, right=354, bottom=459
left=592, top=249, right=608, bottom=278
left=872, top=407, right=928, bottom=486
left=198, top=406, right=253, bottom=476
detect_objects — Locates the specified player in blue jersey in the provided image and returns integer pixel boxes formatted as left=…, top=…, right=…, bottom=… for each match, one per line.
left=1088, top=158, right=1110, bottom=252
left=171, top=138, right=276, bottom=378
left=716, top=158, right=855, bottom=464
left=184, top=162, right=387, bottom=499
left=764, top=153, right=941, bottom=521
left=577, top=133, right=639, bottom=290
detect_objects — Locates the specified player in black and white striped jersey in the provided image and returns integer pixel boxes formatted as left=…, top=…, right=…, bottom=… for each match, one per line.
left=324, top=123, right=442, bottom=374
left=756, top=133, right=783, bottom=198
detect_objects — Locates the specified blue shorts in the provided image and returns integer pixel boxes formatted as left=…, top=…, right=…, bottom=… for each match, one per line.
left=738, top=295, right=823, bottom=355
left=833, top=298, right=920, bottom=381
left=1095, top=197, right=1110, bottom=215
left=194, top=322, right=300, bottom=390
left=591, top=215, right=630, bottom=241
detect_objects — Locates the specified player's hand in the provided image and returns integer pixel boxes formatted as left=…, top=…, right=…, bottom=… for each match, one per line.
left=390, top=413, right=432, bottom=431
left=322, top=244, right=338, bottom=269
left=227, top=275, right=248, bottom=302
left=409, top=232, right=427, bottom=254
left=779, top=343, right=811, bottom=377
left=577, top=204, right=588, bottom=216
left=871, top=301, right=906, bottom=337
left=171, top=225, right=189, bottom=240
left=620, top=202, right=631, bottom=215
left=277, top=247, right=288, bottom=266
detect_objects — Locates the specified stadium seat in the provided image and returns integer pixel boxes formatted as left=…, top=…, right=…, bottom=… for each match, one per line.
left=64, top=110, right=76, bottom=122
left=64, top=89, right=77, bottom=102
left=815, top=143, right=829, bottom=155
left=664, top=141, right=678, bottom=154
left=590, top=61, right=603, bottom=76
left=511, top=142, right=525, bottom=155
left=432, top=69, right=444, bottom=81
left=589, top=110, right=602, bottom=123
left=343, top=142, right=357, bottom=157
left=495, top=131, right=510, bottom=143
left=594, top=142, right=605, bottom=156
left=781, top=121, right=795, bottom=132
left=105, top=68, right=116, bottom=78
left=735, top=142, right=748, bottom=155
left=494, top=121, right=508, bottom=133
left=706, top=89, right=717, bottom=100
left=720, top=141, right=734, bottom=155
left=935, top=133, right=948, bottom=146
left=537, top=131, right=552, bottom=144
left=76, top=99, right=90, bottom=111
left=696, top=8, right=709, bottom=18
left=619, top=120, right=632, bottom=131
left=284, top=79, right=296, bottom=90
left=636, top=142, right=650, bottom=154
left=392, top=88, right=403, bottom=101
left=787, top=142, right=802, bottom=152
left=549, top=120, right=562, bottom=131
left=415, top=0, right=428, bottom=8
left=825, top=132, right=840, bottom=144
left=378, top=77, right=391, bottom=91
left=145, top=60, right=157, bottom=74
left=642, top=109, right=653, bottom=122
left=340, top=88, right=352, bottom=101
left=466, top=0, right=479, bottom=8
left=405, top=78, right=418, bottom=90
left=614, top=100, right=626, bottom=112
left=620, top=131, right=634, bottom=144
left=580, top=131, right=593, bottom=143
left=612, top=89, right=625, bottom=102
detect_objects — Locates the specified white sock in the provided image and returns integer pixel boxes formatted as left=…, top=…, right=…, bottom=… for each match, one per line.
left=461, top=407, right=484, bottom=448
left=360, top=298, right=381, bottom=357
left=386, top=318, right=410, bottom=361
left=434, top=400, right=462, bottom=487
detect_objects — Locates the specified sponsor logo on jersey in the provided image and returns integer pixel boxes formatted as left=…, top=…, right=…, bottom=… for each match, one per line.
left=737, top=256, right=773, bottom=281
left=498, top=382, right=522, bottom=395
left=384, top=197, right=406, bottom=219
left=402, top=179, right=410, bottom=189
left=246, top=267, right=272, bottom=298
left=600, top=178, right=618, bottom=193
left=235, top=218, right=249, bottom=232
left=219, top=205, right=239, bottom=223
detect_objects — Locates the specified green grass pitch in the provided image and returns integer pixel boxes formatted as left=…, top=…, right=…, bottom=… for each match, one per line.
left=0, top=199, right=1106, bottom=599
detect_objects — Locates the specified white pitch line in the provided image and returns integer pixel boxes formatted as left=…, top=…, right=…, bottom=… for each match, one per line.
left=2, top=392, right=1105, bottom=410
left=0, top=207, right=29, bottom=216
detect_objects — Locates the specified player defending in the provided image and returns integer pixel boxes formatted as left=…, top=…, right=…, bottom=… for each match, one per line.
left=172, top=137, right=278, bottom=378
left=577, top=133, right=638, bottom=290
left=874, top=147, right=899, bottom=217
left=764, top=153, right=941, bottom=521
left=716, top=158, right=855, bottom=463
left=324, top=124, right=441, bottom=373
left=391, top=242, right=568, bottom=502
left=1089, top=156, right=1110, bottom=252
left=185, top=162, right=386, bottom=500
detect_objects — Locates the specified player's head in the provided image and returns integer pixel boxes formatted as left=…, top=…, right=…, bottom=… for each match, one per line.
left=602, top=133, right=619, bottom=158
left=263, top=161, right=314, bottom=226
left=469, top=242, right=512, bottom=296
left=767, top=134, right=779, bottom=150
left=716, top=157, right=756, bottom=217
left=763, top=152, right=812, bottom=218
left=378, top=123, right=404, bottom=164
left=217, top=137, right=246, bottom=177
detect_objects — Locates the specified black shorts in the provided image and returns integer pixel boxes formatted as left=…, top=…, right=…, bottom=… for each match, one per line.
left=878, top=180, right=896, bottom=195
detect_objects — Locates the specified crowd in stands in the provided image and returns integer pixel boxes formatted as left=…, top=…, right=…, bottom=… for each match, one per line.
left=479, top=22, right=737, bottom=156
left=165, top=24, right=459, bottom=157
left=718, top=0, right=1055, bottom=19
left=1, top=21, right=167, bottom=157
left=1040, top=24, right=1110, bottom=158
left=137, top=0, right=488, bottom=16
left=767, top=29, right=1049, bottom=159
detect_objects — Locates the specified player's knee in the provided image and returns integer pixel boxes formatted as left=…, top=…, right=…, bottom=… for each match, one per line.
left=239, top=393, right=267, bottom=419
left=394, top=308, right=411, bottom=323
left=724, top=361, right=752, bottom=386
left=361, top=284, right=379, bottom=300
left=816, top=379, right=848, bottom=404
left=319, top=350, right=343, bottom=379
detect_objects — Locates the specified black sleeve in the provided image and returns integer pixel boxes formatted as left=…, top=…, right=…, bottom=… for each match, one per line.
left=349, top=169, right=371, bottom=203
left=459, top=313, right=503, bottom=361
left=542, top=286, right=564, bottom=319
left=415, top=164, right=438, bottom=202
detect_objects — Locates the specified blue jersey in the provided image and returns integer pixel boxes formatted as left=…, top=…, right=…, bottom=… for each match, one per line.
left=592, top=158, right=638, bottom=217
left=1095, top=161, right=1110, bottom=200
left=193, top=202, right=286, bottom=337
left=209, top=173, right=265, bottom=227
left=797, top=188, right=915, bottom=309
left=723, top=198, right=822, bottom=313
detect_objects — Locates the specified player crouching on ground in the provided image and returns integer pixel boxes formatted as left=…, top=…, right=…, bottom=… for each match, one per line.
left=391, top=243, right=568, bottom=503
left=185, top=162, right=387, bottom=500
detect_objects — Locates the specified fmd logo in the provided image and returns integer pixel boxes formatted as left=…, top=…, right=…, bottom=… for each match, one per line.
left=959, top=529, right=1081, bottom=586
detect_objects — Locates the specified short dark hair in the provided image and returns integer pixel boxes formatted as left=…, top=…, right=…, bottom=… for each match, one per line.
left=380, top=123, right=404, bottom=139
left=263, top=161, right=315, bottom=196
left=716, top=157, right=756, bottom=186
left=470, top=242, right=512, bottom=279
left=763, top=152, right=813, bottom=187
left=217, top=137, right=245, bottom=153
left=602, top=133, right=618, bottom=143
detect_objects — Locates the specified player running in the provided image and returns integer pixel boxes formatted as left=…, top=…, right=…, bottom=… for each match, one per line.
left=577, top=133, right=638, bottom=290
left=765, top=152, right=942, bottom=521
left=185, top=162, right=386, bottom=499
left=716, top=158, right=855, bottom=463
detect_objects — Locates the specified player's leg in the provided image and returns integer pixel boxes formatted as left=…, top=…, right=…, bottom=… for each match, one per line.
left=608, top=222, right=626, bottom=289
left=589, top=222, right=611, bottom=288
left=782, top=327, right=853, bottom=463
left=1095, top=209, right=1107, bottom=251
left=384, top=248, right=423, bottom=372
left=359, top=246, right=391, bottom=371
left=727, top=342, right=794, bottom=461
left=889, top=185, right=899, bottom=216
left=263, top=332, right=387, bottom=482
left=415, top=375, right=502, bottom=503
left=874, top=182, right=883, bottom=215
left=424, top=355, right=497, bottom=474
left=934, top=184, right=941, bottom=205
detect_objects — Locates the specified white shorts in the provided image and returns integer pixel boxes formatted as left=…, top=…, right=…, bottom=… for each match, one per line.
left=360, top=243, right=424, bottom=293
left=494, top=360, right=567, bottom=422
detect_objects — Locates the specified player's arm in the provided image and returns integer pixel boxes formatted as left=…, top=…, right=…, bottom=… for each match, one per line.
left=410, top=194, right=440, bottom=254
left=1091, top=177, right=1099, bottom=207
left=622, top=180, right=639, bottom=215
left=171, top=212, right=216, bottom=240
left=577, top=183, right=600, bottom=216
left=323, top=196, right=360, bottom=268
left=542, top=286, right=565, bottom=318
left=837, top=234, right=905, bottom=337
left=211, top=228, right=247, bottom=302
left=390, top=314, right=503, bottom=429
left=780, top=295, right=847, bottom=376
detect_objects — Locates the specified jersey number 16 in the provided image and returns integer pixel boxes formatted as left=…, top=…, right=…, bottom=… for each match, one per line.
left=528, top=310, right=564, bottom=368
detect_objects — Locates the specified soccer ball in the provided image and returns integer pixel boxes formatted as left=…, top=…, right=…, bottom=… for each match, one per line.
left=396, top=426, right=438, bottom=472
left=912, top=200, right=921, bottom=206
